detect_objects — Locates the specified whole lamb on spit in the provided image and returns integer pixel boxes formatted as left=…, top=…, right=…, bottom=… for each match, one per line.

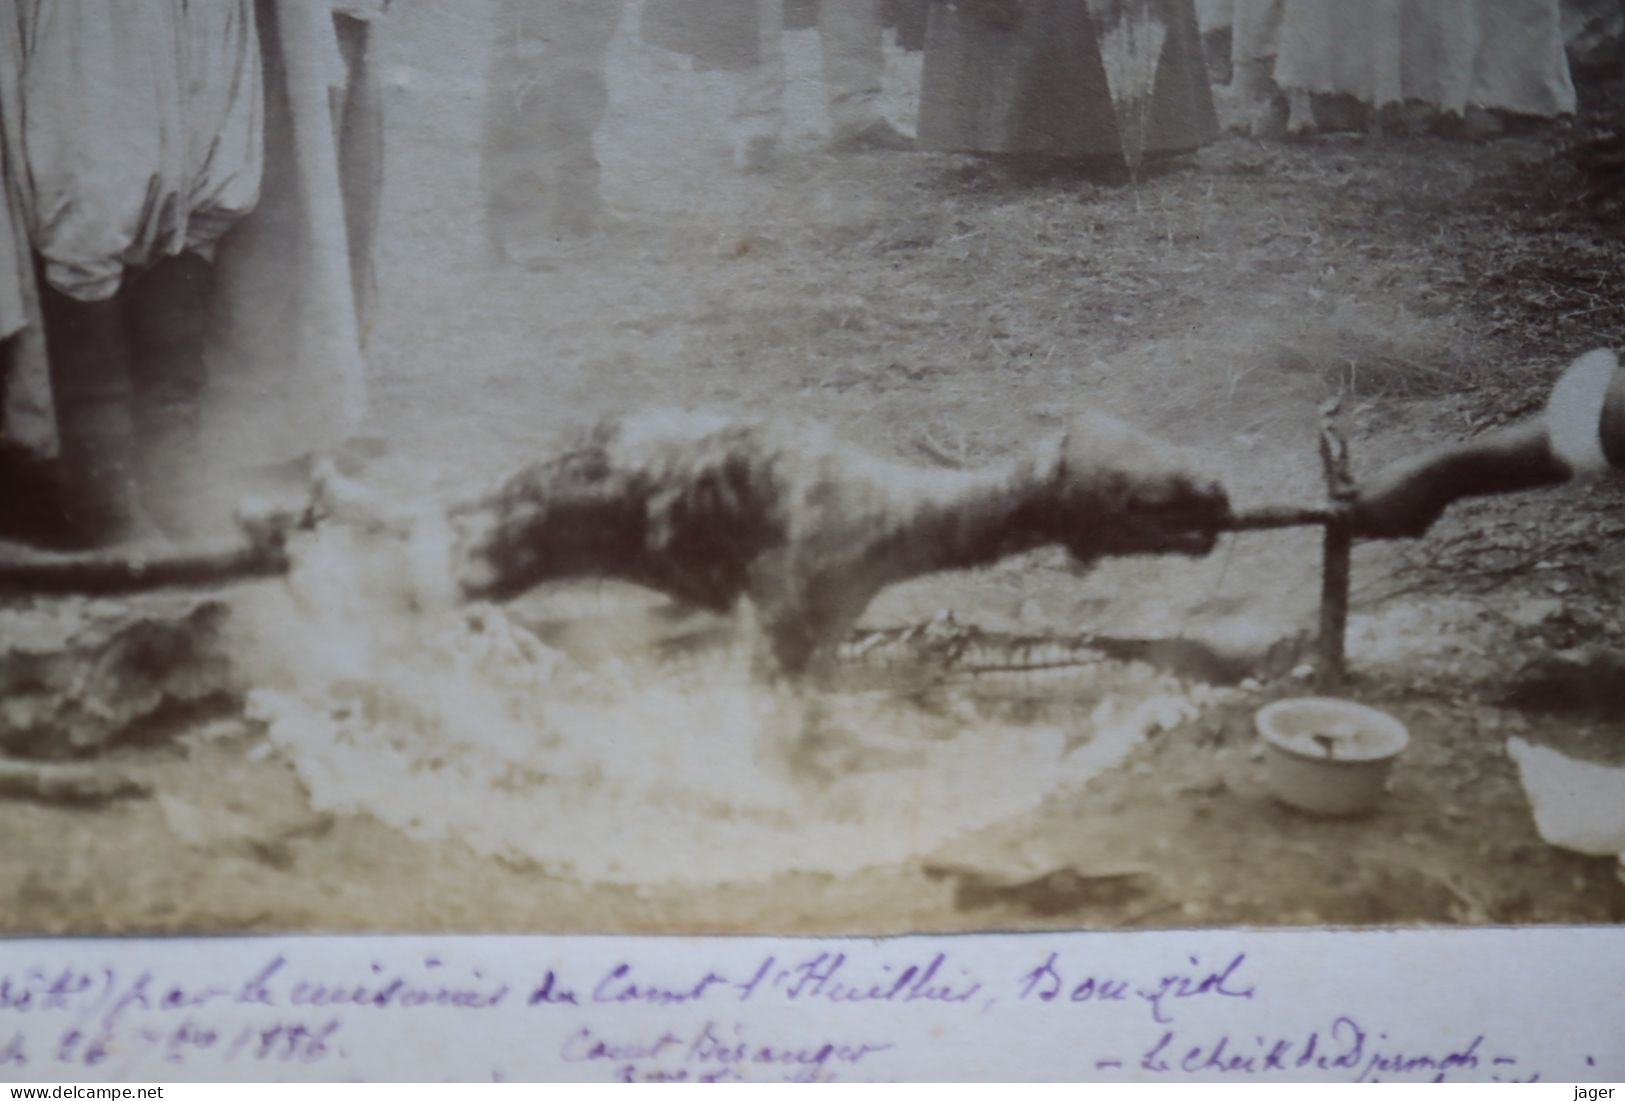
left=335, top=409, right=1233, bottom=674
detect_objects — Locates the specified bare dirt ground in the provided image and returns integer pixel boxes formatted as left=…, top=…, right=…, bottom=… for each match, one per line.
left=4, top=9, right=1625, bottom=935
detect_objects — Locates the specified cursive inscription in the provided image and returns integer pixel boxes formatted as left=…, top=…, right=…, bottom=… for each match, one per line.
left=0, top=939, right=1576, bottom=1083
left=1017, top=951, right=1254, bottom=1023
left=561, top=1021, right=892, bottom=1083
left=1137, top=1016, right=1501, bottom=1082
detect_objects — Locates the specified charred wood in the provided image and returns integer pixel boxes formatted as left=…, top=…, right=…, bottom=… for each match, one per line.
left=0, top=759, right=149, bottom=804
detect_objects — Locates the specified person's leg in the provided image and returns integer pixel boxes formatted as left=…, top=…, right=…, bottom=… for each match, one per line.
left=1230, top=0, right=1286, bottom=136
left=482, top=0, right=622, bottom=264
left=36, top=278, right=147, bottom=548
left=123, top=251, right=214, bottom=538
left=820, top=0, right=910, bottom=149
left=0, top=341, right=67, bottom=548
left=731, top=0, right=786, bottom=171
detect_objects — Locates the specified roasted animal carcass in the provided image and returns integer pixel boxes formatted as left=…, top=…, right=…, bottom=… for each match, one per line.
left=399, top=410, right=1230, bottom=673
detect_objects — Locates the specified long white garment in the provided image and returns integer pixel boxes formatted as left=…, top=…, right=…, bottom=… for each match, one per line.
left=1241, top=0, right=1576, bottom=117
left=0, top=60, right=27, bottom=346
left=1545, top=349, right=1620, bottom=480
left=0, top=211, right=23, bottom=343
left=200, top=0, right=373, bottom=474
left=1462, top=0, right=1575, bottom=118
left=1269, top=0, right=1411, bottom=108
left=0, top=1, right=54, bottom=456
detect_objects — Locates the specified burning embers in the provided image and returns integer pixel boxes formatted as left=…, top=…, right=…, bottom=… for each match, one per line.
left=0, top=597, right=238, bottom=756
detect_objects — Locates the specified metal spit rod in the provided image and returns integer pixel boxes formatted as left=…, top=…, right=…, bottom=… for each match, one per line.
left=1219, top=504, right=1342, bottom=531
left=0, top=507, right=1352, bottom=590
left=0, top=419, right=1364, bottom=689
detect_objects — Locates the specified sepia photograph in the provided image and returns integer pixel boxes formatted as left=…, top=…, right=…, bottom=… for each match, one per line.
left=1, top=0, right=1624, bottom=939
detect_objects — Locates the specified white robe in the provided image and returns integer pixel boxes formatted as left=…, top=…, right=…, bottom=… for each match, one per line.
left=201, top=0, right=374, bottom=472
left=1232, top=0, right=1576, bottom=117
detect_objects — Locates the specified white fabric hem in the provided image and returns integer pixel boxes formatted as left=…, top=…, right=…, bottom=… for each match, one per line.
left=1545, top=349, right=1618, bottom=480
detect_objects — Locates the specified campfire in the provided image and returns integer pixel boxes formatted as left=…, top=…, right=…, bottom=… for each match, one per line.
left=0, top=406, right=1358, bottom=884
left=245, top=542, right=1218, bottom=885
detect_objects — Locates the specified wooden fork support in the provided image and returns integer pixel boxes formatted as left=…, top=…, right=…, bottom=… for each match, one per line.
left=1214, top=402, right=1357, bottom=690
left=1314, top=400, right=1357, bottom=690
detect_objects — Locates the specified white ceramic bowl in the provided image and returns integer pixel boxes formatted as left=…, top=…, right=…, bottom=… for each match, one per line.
left=1255, top=697, right=1410, bottom=816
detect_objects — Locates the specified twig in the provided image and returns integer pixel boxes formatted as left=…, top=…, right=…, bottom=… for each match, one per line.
left=912, top=424, right=971, bottom=469
left=0, top=759, right=150, bottom=804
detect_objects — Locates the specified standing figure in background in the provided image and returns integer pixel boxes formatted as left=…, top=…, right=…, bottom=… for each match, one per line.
left=642, top=0, right=914, bottom=173
left=734, top=0, right=914, bottom=171
left=1228, top=0, right=1576, bottom=137
left=482, top=0, right=626, bottom=266
left=0, top=0, right=387, bottom=548
left=917, top=0, right=1217, bottom=175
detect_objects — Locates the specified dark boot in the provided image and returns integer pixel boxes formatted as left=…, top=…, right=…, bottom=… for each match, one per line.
left=36, top=285, right=151, bottom=549
left=124, top=253, right=214, bottom=540
left=0, top=445, right=63, bottom=548
left=49, top=392, right=151, bottom=548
